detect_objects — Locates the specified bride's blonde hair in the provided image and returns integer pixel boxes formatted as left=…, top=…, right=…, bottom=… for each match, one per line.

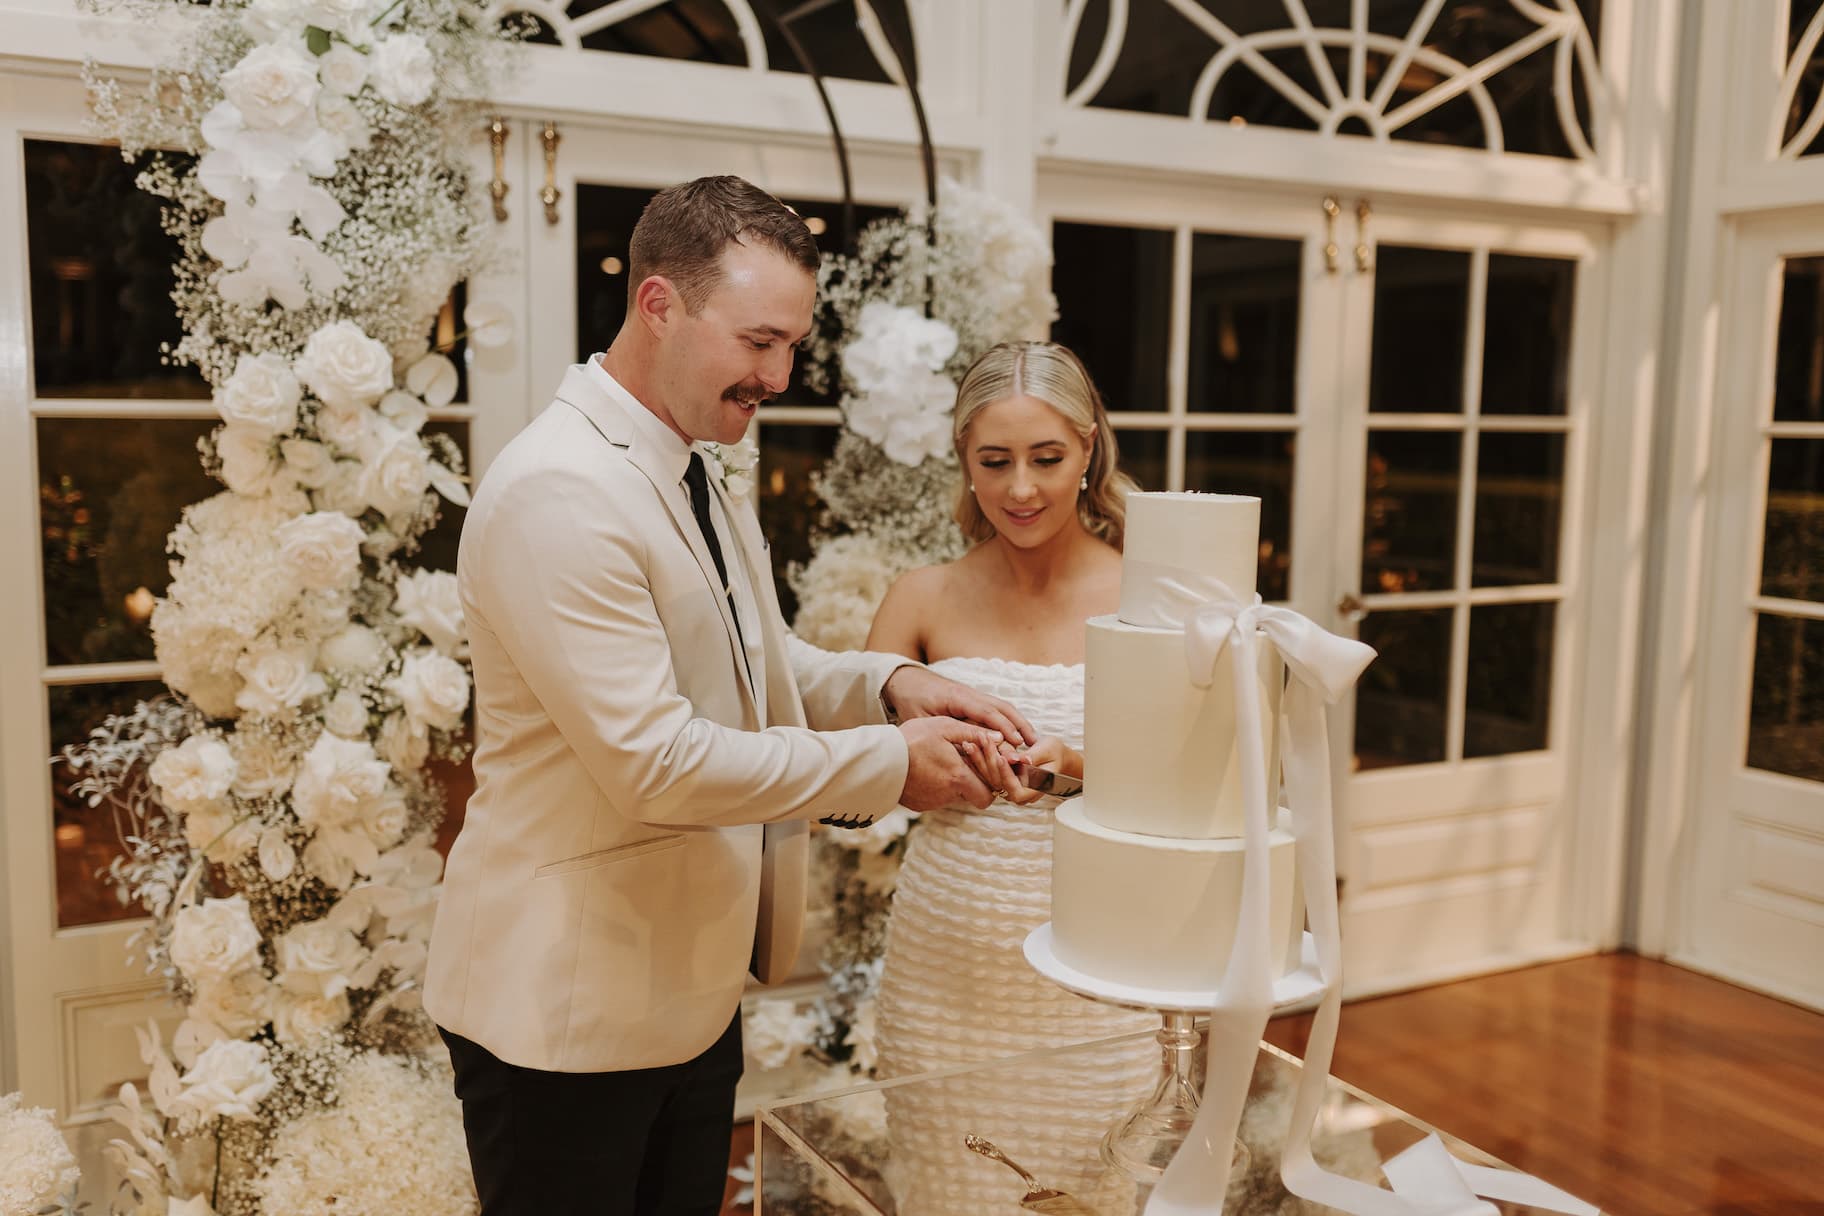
left=952, top=341, right=1138, bottom=550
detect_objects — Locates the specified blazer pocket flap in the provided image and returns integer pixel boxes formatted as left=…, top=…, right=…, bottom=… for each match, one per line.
left=534, top=833, right=685, bottom=879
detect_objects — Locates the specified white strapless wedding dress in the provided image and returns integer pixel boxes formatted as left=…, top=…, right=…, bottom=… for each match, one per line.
left=873, top=657, right=1157, bottom=1214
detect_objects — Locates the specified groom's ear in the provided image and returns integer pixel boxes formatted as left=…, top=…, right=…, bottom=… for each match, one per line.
left=632, top=275, right=679, bottom=336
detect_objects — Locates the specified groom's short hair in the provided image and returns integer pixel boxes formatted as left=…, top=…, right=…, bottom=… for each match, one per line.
left=629, top=176, right=819, bottom=313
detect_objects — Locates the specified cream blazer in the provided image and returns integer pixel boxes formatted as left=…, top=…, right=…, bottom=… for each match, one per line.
left=424, top=365, right=909, bottom=1072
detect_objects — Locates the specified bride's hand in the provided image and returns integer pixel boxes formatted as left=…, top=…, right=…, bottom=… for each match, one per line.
left=986, top=736, right=1084, bottom=805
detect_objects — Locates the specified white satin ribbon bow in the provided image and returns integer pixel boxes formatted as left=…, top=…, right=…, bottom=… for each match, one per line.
left=1125, top=572, right=1591, bottom=1216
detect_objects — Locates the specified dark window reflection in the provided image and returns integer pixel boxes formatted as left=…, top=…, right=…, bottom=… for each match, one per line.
left=431, top=282, right=470, bottom=405
left=1363, top=429, right=1461, bottom=594
left=1783, top=0, right=1824, bottom=157
left=51, top=680, right=167, bottom=927
left=758, top=423, right=840, bottom=624
left=1370, top=246, right=1470, bottom=413
left=573, top=182, right=896, bottom=405
left=1185, top=430, right=1293, bottom=601
left=1053, top=221, right=1172, bottom=412
left=1472, top=431, right=1565, bottom=587
left=1482, top=254, right=1574, bottom=416
left=568, top=0, right=914, bottom=83
left=1188, top=233, right=1301, bottom=414
left=1761, top=439, right=1824, bottom=603
left=1464, top=601, right=1556, bottom=757
left=25, top=140, right=207, bottom=400
left=1773, top=256, right=1824, bottom=423
left=1355, top=607, right=1451, bottom=769
left=416, top=420, right=473, bottom=858
left=1748, top=613, right=1824, bottom=782
left=1112, top=427, right=1168, bottom=492
left=37, top=419, right=218, bottom=666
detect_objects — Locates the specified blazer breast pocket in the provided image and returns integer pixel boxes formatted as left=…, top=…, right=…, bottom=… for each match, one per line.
left=534, top=833, right=685, bottom=879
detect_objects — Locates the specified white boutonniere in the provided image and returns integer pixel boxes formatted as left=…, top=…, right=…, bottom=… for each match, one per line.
left=704, top=434, right=759, bottom=501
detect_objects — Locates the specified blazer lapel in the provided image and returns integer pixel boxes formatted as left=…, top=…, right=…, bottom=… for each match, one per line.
left=555, top=367, right=759, bottom=721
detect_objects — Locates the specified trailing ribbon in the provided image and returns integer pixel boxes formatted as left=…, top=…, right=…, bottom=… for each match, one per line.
left=1125, top=571, right=1592, bottom=1216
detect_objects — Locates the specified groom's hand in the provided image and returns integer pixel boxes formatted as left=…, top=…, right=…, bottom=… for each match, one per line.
left=883, top=666, right=1037, bottom=748
left=898, top=717, right=1020, bottom=811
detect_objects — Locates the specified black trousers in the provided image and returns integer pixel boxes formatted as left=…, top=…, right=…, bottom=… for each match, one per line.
left=440, top=1014, right=743, bottom=1216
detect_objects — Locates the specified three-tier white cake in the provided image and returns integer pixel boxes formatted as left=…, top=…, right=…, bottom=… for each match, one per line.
left=1049, top=491, right=1302, bottom=992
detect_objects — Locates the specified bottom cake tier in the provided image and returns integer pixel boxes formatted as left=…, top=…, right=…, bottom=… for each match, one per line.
left=1050, top=801, right=1301, bottom=992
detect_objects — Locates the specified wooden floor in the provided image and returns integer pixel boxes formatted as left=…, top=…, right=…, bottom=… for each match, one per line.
left=723, top=955, right=1824, bottom=1215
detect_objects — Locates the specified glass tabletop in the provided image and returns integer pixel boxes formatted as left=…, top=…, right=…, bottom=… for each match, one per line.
left=755, top=1028, right=1600, bottom=1215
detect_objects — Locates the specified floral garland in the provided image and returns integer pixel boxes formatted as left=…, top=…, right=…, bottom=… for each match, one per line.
left=47, top=2, right=522, bottom=1213
left=774, top=180, right=1054, bottom=1078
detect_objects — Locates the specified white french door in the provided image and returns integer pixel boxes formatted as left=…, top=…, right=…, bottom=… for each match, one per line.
left=1677, top=216, right=1824, bottom=1009
left=1040, top=171, right=1613, bottom=992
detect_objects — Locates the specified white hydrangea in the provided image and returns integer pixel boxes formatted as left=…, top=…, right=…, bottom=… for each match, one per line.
left=0, top=1092, right=80, bottom=1213
left=369, top=34, right=436, bottom=108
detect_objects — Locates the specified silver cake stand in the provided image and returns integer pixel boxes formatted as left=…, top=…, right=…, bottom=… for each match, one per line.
left=1024, top=924, right=1327, bottom=1183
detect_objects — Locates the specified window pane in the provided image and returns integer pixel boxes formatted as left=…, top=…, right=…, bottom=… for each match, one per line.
left=1783, top=1, right=1824, bottom=157
left=51, top=680, right=167, bottom=927
left=1761, top=439, right=1824, bottom=602
left=1052, top=221, right=1172, bottom=412
left=1363, top=429, right=1461, bottom=594
left=1187, top=233, right=1301, bottom=414
left=1112, top=427, right=1168, bottom=491
left=565, top=0, right=913, bottom=82
left=1472, top=432, right=1565, bottom=587
left=1369, top=246, right=1470, bottom=414
left=759, top=423, right=840, bottom=624
left=38, top=418, right=218, bottom=666
left=1773, top=256, right=1824, bottom=423
left=416, top=420, right=472, bottom=857
left=1748, top=613, right=1824, bottom=782
left=1464, top=601, right=1556, bottom=758
left=1481, top=254, right=1574, bottom=416
left=1184, top=430, right=1294, bottom=601
left=25, top=140, right=207, bottom=400
left=431, top=283, right=470, bottom=405
left=573, top=182, right=897, bottom=405
left=1354, top=607, right=1451, bottom=769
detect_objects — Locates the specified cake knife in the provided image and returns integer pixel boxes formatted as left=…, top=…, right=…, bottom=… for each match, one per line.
left=1014, top=762, right=1084, bottom=799
left=963, top=1134, right=1102, bottom=1214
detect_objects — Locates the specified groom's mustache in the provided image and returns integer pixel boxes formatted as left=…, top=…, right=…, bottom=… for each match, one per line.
left=722, top=382, right=772, bottom=408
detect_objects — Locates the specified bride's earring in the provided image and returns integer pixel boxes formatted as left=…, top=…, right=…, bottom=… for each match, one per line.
left=1079, top=472, right=1089, bottom=492
left=969, top=481, right=976, bottom=493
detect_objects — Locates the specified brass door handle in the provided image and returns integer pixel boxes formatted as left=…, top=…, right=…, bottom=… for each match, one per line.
left=540, top=121, right=562, bottom=225
left=1322, top=195, right=1341, bottom=275
left=1337, top=592, right=1368, bottom=622
left=488, top=116, right=509, bottom=223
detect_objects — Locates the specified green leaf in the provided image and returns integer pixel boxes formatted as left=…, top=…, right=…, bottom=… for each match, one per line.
left=305, top=25, right=331, bottom=55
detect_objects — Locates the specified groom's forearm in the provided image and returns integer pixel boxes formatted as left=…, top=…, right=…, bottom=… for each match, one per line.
left=784, top=633, right=924, bottom=731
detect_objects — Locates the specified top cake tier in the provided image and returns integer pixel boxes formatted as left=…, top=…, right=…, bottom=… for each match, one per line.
left=1119, top=492, right=1260, bottom=627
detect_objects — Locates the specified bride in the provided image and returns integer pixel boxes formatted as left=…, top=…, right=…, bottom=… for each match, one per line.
left=867, top=340, right=1159, bottom=1212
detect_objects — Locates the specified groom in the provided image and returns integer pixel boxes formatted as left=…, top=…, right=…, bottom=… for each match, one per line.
left=424, top=176, right=1033, bottom=1216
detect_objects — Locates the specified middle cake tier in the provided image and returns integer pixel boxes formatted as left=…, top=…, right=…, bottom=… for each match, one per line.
left=1082, top=614, right=1283, bottom=840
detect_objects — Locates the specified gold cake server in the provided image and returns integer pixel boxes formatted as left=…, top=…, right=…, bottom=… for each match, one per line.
left=963, top=1134, right=1102, bottom=1214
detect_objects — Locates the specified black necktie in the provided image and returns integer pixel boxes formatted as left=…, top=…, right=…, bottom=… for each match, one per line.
left=683, top=451, right=744, bottom=650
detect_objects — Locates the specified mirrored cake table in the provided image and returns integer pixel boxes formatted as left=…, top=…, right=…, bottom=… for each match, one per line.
left=755, top=1030, right=1603, bottom=1215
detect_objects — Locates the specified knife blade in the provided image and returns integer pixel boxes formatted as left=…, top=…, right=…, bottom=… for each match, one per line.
left=1015, top=762, right=1083, bottom=799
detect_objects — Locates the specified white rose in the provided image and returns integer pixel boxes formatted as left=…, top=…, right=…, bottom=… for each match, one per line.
left=387, top=650, right=469, bottom=731
left=323, top=688, right=370, bottom=738
left=169, top=896, right=262, bottom=983
left=190, top=970, right=274, bottom=1039
left=216, top=353, right=301, bottom=434
left=317, top=44, right=369, bottom=96
left=234, top=644, right=328, bottom=717
left=395, top=569, right=463, bottom=652
left=377, top=711, right=429, bottom=770
left=271, top=990, right=349, bottom=1045
left=257, top=825, right=297, bottom=882
left=315, top=93, right=372, bottom=156
left=364, top=786, right=410, bottom=849
left=280, top=437, right=336, bottom=488
left=314, top=400, right=375, bottom=456
left=320, top=623, right=389, bottom=674
left=220, top=44, right=320, bottom=133
left=359, top=427, right=432, bottom=518
left=369, top=33, right=435, bottom=107
left=231, top=731, right=296, bottom=800
left=169, top=1039, right=276, bottom=1125
left=744, top=998, right=815, bottom=1071
left=215, top=424, right=287, bottom=497
left=182, top=805, right=257, bottom=863
left=277, top=511, right=365, bottom=591
left=292, top=732, right=389, bottom=831
left=312, top=461, right=371, bottom=518
left=276, top=919, right=367, bottom=999
left=302, top=835, right=356, bottom=891
left=300, top=0, right=369, bottom=41
left=149, top=736, right=237, bottom=814
left=377, top=388, right=427, bottom=434
left=297, top=320, right=394, bottom=410
left=241, top=0, right=306, bottom=40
